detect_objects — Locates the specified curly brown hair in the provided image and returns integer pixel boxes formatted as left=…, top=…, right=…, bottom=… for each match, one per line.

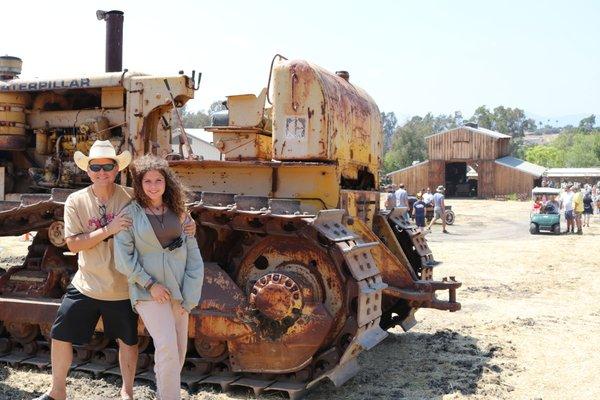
left=130, top=155, right=189, bottom=217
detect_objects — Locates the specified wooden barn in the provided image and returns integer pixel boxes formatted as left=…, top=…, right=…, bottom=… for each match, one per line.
left=387, top=123, right=546, bottom=198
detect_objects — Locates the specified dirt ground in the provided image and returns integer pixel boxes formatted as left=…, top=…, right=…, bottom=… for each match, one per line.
left=0, top=199, right=599, bottom=400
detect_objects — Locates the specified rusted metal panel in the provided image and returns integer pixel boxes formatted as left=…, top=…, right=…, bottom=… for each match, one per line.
left=353, top=216, right=417, bottom=286
left=170, top=160, right=340, bottom=211
left=339, top=190, right=379, bottom=227
left=272, top=60, right=381, bottom=185
left=0, top=298, right=61, bottom=325
left=210, top=129, right=272, bottom=161
left=0, top=71, right=146, bottom=92
left=28, top=109, right=126, bottom=130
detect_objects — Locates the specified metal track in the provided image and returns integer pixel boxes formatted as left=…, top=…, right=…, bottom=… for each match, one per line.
left=0, top=195, right=454, bottom=399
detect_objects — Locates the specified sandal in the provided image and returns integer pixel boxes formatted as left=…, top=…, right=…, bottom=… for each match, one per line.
left=32, top=395, right=57, bottom=400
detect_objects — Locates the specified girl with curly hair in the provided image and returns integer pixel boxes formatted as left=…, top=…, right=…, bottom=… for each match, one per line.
left=114, top=155, right=204, bottom=400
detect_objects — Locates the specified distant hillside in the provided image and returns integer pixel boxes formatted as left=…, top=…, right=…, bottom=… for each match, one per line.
left=527, top=113, right=592, bottom=127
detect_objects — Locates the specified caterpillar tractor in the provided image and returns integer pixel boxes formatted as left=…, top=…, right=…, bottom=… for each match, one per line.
left=0, top=10, right=460, bottom=399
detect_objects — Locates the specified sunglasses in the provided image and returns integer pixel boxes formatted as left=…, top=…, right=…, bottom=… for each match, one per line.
left=99, top=204, right=111, bottom=242
left=99, top=204, right=108, bottom=227
left=89, top=163, right=116, bottom=172
left=165, top=236, right=184, bottom=251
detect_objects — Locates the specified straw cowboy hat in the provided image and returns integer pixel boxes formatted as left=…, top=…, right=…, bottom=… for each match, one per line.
left=74, top=140, right=132, bottom=171
left=436, top=185, right=445, bottom=192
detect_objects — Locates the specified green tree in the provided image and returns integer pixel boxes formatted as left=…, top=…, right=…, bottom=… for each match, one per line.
left=176, top=105, right=211, bottom=129
left=578, top=114, right=596, bottom=132
left=469, top=105, right=536, bottom=138
left=525, top=145, right=563, bottom=167
left=381, top=111, right=398, bottom=153
left=531, top=130, right=600, bottom=168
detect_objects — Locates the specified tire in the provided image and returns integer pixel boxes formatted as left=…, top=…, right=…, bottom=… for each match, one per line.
left=552, top=224, right=561, bottom=235
left=445, top=211, right=455, bottom=225
left=529, top=222, right=539, bottom=234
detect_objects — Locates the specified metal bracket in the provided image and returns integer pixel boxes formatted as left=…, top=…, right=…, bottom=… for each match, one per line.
left=311, top=209, right=358, bottom=242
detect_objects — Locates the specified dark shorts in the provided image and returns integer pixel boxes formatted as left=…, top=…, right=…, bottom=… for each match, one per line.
left=415, top=215, right=426, bottom=227
left=565, top=210, right=574, bottom=220
left=51, top=285, right=138, bottom=346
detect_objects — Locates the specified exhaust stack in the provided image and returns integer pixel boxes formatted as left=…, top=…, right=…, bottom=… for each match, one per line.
left=96, top=10, right=124, bottom=72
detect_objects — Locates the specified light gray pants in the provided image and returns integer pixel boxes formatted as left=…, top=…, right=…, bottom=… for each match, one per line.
left=136, top=300, right=189, bottom=400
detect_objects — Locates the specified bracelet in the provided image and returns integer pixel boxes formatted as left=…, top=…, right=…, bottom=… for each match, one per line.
left=144, top=277, right=156, bottom=291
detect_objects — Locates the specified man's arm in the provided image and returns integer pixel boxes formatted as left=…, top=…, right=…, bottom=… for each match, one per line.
left=66, top=211, right=131, bottom=253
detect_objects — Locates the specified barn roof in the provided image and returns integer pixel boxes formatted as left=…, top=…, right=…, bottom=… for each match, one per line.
left=545, top=168, right=600, bottom=178
left=425, top=126, right=511, bottom=140
left=386, top=160, right=429, bottom=177
left=495, top=156, right=546, bottom=177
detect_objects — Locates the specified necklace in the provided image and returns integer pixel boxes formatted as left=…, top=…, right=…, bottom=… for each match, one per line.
left=148, top=204, right=166, bottom=229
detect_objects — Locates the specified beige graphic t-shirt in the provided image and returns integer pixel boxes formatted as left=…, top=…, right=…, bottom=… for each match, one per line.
left=64, top=184, right=134, bottom=301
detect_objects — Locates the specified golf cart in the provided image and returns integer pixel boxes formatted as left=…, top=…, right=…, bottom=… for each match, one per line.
left=530, top=187, right=561, bottom=234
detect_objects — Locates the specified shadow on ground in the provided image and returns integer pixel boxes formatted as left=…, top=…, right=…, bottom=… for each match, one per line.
left=0, top=365, right=45, bottom=400
left=305, top=329, right=500, bottom=400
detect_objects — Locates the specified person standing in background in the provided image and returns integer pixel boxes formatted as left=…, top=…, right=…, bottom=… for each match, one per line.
left=572, top=185, right=584, bottom=234
left=394, top=183, right=409, bottom=219
left=412, top=193, right=427, bottom=232
left=560, top=184, right=575, bottom=234
left=582, top=188, right=593, bottom=227
left=385, top=184, right=397, bottom=210
left=423, top=187, right=433, bottom=206
left=427, top=185, right=448, bottom=234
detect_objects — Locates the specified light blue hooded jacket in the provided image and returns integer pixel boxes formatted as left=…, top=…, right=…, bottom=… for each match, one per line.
left=114, top=201, right=204, bottom=312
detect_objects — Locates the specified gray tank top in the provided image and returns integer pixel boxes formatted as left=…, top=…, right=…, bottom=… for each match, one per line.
left=146, top=207, right=182, bottom=248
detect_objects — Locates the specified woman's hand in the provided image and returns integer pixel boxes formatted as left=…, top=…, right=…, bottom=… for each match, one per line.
left=149, top=283, right=171, bottom=303
left=106, top=210, right=132, bottom=235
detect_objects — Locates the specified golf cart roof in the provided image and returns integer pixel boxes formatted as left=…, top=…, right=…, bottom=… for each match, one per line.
left=532, top=187, right=561, bottom=195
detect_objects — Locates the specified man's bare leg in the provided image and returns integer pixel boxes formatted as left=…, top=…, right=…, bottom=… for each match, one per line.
left=45, top=339, right=73, bottom=400
left=442, top=212, right=447, bottom=232
left=426, top=217, right=436, bottom=230
left=117, top=339, right=138, bottom=399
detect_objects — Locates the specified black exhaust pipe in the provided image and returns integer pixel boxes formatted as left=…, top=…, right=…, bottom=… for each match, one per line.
left=96, top=10, right=124, bottom=72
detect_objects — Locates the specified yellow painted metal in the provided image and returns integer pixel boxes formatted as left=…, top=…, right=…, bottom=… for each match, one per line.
left=271, top=60, right=382, bottom=183
left=0, top=92, right=28, bottom=136
left=340, top=190, right=380, bottom=227
left=124, top=74, right=194, bottom=157
left=211, top=130, right=272, bottom=161
left=169, top=160, right=340, bottom=212
left=101, top=87, right=124, bottom=108
left=227, top=88, right=267, bottom=127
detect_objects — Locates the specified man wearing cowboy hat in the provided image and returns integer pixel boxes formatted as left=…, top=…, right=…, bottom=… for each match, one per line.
left=427, top=185, right=449, bottom=234
left=36, top=140, right=196, bottom=400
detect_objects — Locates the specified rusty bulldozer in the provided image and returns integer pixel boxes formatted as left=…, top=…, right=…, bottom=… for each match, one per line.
left=0, top=11, right=460, bottom=399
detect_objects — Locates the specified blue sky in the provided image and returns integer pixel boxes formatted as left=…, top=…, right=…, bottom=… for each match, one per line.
left=2, top=0, right=599, bottom=123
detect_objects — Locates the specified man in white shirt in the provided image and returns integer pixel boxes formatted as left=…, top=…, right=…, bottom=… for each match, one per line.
left=423, top=187, right=434, bottom=206
left=427, top=185, right=449, bottom=233
left=385, top=184, right=397, bottom=210
left=394, top=183, right=409, bottom=219
left=561, top=184, right=575, bottom=233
